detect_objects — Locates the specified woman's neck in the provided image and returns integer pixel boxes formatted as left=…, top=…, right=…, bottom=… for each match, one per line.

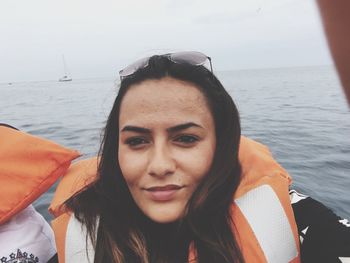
left=141, top=218, right=191, bottom=263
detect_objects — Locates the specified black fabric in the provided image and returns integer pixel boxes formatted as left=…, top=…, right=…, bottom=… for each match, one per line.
left=47, top=253, right=58, bottom=263
left=292, top=195, right=350, bottom=263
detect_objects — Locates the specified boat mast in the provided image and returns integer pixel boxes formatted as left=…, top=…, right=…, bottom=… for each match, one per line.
left=62, top=54, right=69, bottom=77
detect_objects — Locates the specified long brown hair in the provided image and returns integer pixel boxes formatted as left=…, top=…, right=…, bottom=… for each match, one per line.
left=66, top=55, right=244, bottom=263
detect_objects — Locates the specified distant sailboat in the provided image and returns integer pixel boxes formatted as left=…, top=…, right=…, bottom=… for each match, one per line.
left=59, top=55, right=72, bottom=82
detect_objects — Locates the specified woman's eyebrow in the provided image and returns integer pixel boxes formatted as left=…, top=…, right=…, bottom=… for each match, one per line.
left=121, top=126, right=151, bottom=134
left=120, top=122, right=203, bottom=134
left=167, top=122, right=203, bottom=133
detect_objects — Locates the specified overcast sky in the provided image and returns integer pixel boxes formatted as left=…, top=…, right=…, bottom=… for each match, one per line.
left=0, top=0, right=332, bottom=82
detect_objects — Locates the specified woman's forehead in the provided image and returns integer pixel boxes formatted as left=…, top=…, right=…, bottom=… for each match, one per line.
left=118, top=77, right=214, bottom=130
left=119, top=77, right=211, bottom=120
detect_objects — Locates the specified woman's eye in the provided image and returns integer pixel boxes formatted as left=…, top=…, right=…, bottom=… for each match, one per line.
left=174, top=135, right=199, bottom=145
left=125, top=137, right=149, bottom=147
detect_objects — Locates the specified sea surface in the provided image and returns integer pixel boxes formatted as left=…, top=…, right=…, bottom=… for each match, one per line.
left=1, top=65, right=349, bottom=221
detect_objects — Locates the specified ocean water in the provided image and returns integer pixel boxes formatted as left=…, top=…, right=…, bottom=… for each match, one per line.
left=1, top=65, right=349, bottom=221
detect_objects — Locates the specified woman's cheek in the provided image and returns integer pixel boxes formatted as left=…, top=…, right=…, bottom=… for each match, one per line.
left=119, top=149, right=145, bottom=183
left=177, top=146, right=214, bottom=181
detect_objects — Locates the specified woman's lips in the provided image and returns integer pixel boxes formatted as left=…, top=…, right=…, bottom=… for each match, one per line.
left=145, top=185, right=183, bottom=201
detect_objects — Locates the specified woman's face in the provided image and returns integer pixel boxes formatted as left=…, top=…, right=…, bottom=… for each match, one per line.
left=118, top=77, right=216, bottom=223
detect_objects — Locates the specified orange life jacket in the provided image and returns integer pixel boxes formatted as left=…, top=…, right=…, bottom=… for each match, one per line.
left=49, top=136, right=301, bottom=263
left=0, top=125, right=79, bottom=224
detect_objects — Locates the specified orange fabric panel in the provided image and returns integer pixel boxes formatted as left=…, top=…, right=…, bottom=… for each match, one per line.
left=187, top=204, right=269, bottom=263
left=254, top=178, right=300, bottom=262
left=238, top=137, right=300, bottom=262
left=272, top=181, right=301, bottom=262
left=231, top=203, right=267, bottom=263
left=49, top=157, right=99, bottom=217
left=236, top=136, right=291, bottom=199
left=51, top=213, right=71, bottom=263
left=0, top=126, right=80, bottom=224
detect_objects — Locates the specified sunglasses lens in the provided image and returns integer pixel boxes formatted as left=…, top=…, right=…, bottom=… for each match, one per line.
left=119, top=51, right=211, bottom=79
left=170, top=51, right=208, bottom=66
left=119, top=56, right=150, bottom=78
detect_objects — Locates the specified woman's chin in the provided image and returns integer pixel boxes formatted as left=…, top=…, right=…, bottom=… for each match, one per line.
left=143, top=207, right=184, bottom=224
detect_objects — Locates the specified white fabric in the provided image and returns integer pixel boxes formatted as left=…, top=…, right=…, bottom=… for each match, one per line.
left=299, top=226, right=309, bottom=244
left=0, top=205, right=56, bottom=263
left=299, top=235, right=304, bottom=244
left=65, top=215, right=95, bottom=263
left=339, top=219, right=350, bottom=227
left=289, top=189, right=308, bottom=204
left=301, top=226, right=309, bottom=235
left=236, top=184, right=298, bottom=263
left=339, top=257, right=350, bottom=263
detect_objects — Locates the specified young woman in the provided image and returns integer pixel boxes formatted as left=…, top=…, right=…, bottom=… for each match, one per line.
left=53, top=51, right=349, bottom=263
left=65, top=52, right=245, bottom=263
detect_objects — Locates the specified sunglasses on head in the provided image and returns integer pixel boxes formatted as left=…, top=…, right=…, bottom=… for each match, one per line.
left=119, top=51, right=213, bottom=80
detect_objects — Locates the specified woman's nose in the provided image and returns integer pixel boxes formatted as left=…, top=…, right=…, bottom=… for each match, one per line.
left=147, top=143, right=176, bottom=178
